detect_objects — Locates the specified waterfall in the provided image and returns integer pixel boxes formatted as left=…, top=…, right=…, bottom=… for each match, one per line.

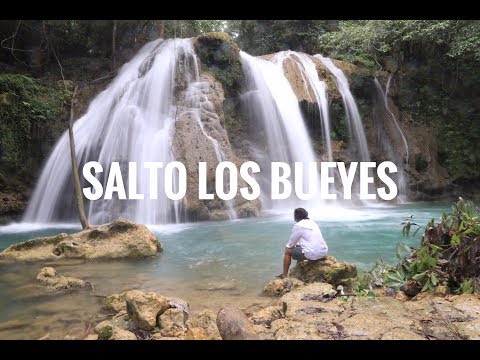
left=374, top=76, right=409, bottom=202
left=240, top=51, right=322, bottom=209
left=281, top=52, right=334, bottom=162
left=24, top=38, right=236, bottom=225
left=375, top=76, right=409, bottom=163
left=314, top=55, right=370, bottom=162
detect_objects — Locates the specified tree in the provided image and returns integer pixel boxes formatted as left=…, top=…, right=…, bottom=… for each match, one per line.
left=67, top=85, right=89, bottom=229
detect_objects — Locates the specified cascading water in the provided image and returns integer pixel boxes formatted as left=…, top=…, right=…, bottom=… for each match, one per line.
left=23, top=38, right=401, bottom=225
left=240, top=51, right=322, bottom=209
left=375, top=76, right=409, bottom=163
left=314, top=55, right=370, bottom=162
left=282, top=52, right=334, bottom=162
left=23, top=38, right=237, bottom=225
left=374, top=76, right=409, bottom=202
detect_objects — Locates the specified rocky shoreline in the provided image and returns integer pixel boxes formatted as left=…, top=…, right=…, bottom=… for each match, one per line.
left=7, top=262, right=480, bottom=340
left=1, top=222, right=479, bottom=340
left=81, top=257, right=480, bottom=340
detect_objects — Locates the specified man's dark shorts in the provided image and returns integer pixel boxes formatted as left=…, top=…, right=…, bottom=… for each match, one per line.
left=291, top=246, right=307, bottom=261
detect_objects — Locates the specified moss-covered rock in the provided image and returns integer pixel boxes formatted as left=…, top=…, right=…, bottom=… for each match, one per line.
left=104, top=292, right=128, bottom=313
left=94, top=320, right=137, bottom=340
left=289, top=256, right=357, bottom=288
left=193, top=32, right=242, bottom=97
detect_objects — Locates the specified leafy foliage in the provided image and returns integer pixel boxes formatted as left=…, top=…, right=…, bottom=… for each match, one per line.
left=193, top=32, right=243, bottom=97
left=233, top=20, right=332, bottom=56
left=355, top=198, right=480, bottom=296
left=0, top=74, right=71, bottom=170
left=319, top=20, right=480, bottom=181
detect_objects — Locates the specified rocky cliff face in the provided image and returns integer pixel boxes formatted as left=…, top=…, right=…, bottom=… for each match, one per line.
left=172, top=35, right=260, bottom=221
left=269, top=52, right=455, bottom=201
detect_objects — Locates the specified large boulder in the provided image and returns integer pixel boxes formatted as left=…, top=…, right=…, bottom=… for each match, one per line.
left=36, top=267, right=91, bottom=290
left=216, top=306, right=260, bottom=340
left=0, top=219, right=162, bottom=262
left=125, top=290, right=170, bottom=331
left=289, top=256, right=357, bottom=288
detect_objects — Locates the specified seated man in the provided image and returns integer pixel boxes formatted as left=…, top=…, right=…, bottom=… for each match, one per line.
left=277, top=208, right=328, bottom=279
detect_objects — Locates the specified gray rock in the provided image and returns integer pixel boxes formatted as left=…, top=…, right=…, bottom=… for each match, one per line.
left=216, top=306, right=260, bottom=340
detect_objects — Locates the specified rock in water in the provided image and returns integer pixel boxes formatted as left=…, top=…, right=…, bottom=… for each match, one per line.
left=125, top=290, right=170, bottom=331
left=0, top=218, right=162, bottom=262
left=36, top=267, right=91, bottom=290
left=216, top=306, right=260, bottom=340
left=289, top=256, right=357, bottom=288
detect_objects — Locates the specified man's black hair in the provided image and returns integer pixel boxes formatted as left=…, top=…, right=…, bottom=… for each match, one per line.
left=294, top=208, right=309, bottom=222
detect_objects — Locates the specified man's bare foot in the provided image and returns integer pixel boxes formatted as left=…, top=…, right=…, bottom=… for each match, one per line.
left=275, top=274, right=286, bottom=279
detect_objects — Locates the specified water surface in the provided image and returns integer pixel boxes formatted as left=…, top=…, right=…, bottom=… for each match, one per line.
left=0, top=202, right=449, bottom=339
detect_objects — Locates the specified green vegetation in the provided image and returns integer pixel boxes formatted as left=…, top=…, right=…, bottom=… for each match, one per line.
left=0, top=74, right=71, bottom=170
left=230, top=20, right=334, bottom=56
left=193, top=32, right=243, bottom=97
left=329, top=97, right=349, bottom=142
left=319, top=21, right=480, bottom=181
left=355, top=198, right=480, bottom=296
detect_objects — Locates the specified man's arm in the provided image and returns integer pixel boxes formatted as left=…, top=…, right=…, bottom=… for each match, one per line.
left=285, top=226, right=302, bottom=248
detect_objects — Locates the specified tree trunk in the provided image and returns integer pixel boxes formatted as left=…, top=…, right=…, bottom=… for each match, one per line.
left=159, top=20, right=165, bottom=38
left=68, top=86, right=89, bottom=229
left=111, top=20, right=117, bottom=71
